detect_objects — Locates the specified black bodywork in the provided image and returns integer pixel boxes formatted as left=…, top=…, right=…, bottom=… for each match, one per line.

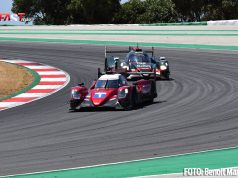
left=104, top=46, right=170, bottom=80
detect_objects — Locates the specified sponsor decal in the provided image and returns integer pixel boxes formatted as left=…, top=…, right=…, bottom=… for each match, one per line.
left=0, top=12, right=33, bottom=22
left=94, top=93, right=106, bottom=98
left=136, top=64, right=151, bottom=68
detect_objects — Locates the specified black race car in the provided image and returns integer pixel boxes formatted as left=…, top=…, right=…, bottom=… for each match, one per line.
left=104, top=46, right=170, bottom=80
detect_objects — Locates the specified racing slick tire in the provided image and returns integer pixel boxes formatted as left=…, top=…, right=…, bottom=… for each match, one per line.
left=161, top=71, right=170, bottom=80
left=123, top=90, right=136, bottom=111
left=69, top=100, right=80, bottom=112
left=149, top=81, right=157, bottom=103
left=132, top=86, right=143, bottom=106
left=164, top=73, right=170, bottom=80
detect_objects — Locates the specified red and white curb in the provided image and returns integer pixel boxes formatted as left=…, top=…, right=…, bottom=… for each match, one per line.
left=0, top=59, right=70, bottom=111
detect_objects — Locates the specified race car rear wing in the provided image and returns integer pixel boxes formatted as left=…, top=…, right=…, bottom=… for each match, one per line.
left=98, top=67, right=157, bottom=82
left=105, top=46, right=155, bottom=57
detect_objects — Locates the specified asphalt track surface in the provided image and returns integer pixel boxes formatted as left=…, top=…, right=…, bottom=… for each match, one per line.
left=0, top=42, right=238, bottom=176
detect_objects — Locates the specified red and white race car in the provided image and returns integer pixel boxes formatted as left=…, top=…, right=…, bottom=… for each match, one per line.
left=69, top=72, right=157, bottom=111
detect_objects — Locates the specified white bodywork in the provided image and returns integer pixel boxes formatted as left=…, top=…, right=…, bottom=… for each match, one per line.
left=99, top=74, right=121, bottom=80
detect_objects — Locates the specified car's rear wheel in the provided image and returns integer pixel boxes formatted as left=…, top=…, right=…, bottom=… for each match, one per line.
left=149, top=82, right=157, bottom=103
left=164, top=73, right=170, bottom=80
left=69, top=100, right=81, bottom=111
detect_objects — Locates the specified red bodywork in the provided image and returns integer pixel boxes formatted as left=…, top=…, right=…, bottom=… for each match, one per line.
left=90, top=88, right=118, bottom=106
left=71, top=86, right=88, bottom=101
left=70, top=78, right=156, bottom=110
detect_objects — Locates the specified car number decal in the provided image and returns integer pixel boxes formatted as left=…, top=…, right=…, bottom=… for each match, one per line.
left=94, top=93, right=106, bottom=98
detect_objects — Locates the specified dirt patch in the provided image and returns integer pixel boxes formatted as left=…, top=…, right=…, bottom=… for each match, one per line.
left=0, top=61, right=34, bottom=99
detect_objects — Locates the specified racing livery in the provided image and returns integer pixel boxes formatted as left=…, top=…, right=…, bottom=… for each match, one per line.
left=105, top=46, right=170, bottom=80
left=69, top=73, right=157, bottom=111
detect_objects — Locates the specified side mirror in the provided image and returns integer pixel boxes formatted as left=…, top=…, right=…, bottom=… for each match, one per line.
left=78, top=83, right=84, bottom=86
left=114, top=57, right=120, bottom=62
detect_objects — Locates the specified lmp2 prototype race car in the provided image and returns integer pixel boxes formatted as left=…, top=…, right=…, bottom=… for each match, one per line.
left=104, top=46, right=170, bottom=80
left=69, top=71, right=157, bottom=111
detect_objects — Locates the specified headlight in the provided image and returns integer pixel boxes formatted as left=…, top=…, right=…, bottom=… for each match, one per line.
left=71, top=90, right=80, bottom=99
left=122, top=66, right=129, bottom=70
left=121, top=63, right=129, bottom=70
left=118, top=88, right=128, bottom=99
left=160, top=65, right=167, bottom=70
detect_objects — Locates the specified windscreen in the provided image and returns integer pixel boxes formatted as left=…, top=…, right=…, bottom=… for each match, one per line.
left=129, top=54, right=151, bottom=63
left=95, top=80, right=119, bottom=88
